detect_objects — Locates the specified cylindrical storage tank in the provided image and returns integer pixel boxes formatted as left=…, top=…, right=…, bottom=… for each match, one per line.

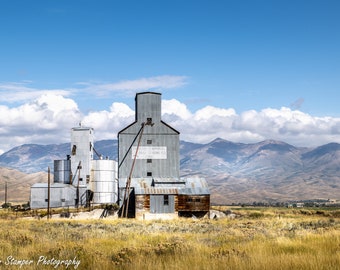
left=54, top=160, right=71, bottom=184
left=91, top=160, right=118, bottom=204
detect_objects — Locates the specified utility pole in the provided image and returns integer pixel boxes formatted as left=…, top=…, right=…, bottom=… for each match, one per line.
left=5, top=181, right=7, bottom=206
left=47, top=167, right=51, bottom=219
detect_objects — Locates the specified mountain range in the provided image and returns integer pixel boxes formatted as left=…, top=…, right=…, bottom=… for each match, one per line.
left=0, top=138, right=340, bottom=204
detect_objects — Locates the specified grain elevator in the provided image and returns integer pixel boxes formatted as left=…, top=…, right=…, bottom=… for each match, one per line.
left=30, top=125, right=118, bottom=209
left=118, top=92, right=210, bottom=219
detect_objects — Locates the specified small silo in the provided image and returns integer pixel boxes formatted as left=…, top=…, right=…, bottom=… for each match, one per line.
left=54, top=159, right=71, bottom=184
left=91, top=159, right=118, bottom=204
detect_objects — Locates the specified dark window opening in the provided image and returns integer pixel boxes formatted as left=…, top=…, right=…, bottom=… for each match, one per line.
left=147, top=172, right=152, bottom=177
left=147, top=139, right=152, bottom=144
left=164, top=195, right=169, bottom=205
left=147, top=159, right=152, bottom=163
left=195, top=198, right=201, bottom=202
left=146, top=118, right=152, bottom=125
left=72, top=145, right=77, bottom=155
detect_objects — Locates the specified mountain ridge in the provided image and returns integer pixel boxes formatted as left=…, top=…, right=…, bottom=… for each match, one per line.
left=1, top=138, right=339, bottom=204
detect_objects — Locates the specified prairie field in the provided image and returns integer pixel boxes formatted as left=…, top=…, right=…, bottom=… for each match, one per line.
left=0, top=207, right=339, bottom=270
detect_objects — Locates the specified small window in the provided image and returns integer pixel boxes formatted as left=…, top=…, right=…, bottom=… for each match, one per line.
left=146, top=118, right=152, bottom=125
left=164, top=195, right=169, bottom=206
left=147, top=159, right=152, bottom=163
left=195, top=198, right=201, bottom=203
left=72, top=145, right=77, bottom=155
left=61, top=199, right=66, bottom=202
left=147, top=172, right=152, bottom=177
left=147, top=139, right=152, bottom=144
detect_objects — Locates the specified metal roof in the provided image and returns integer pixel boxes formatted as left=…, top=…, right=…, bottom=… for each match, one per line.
left=31, top=183, right=70, bottom=188
left=153, top=177, right=185, bottom=184
left=135, top=188, right=179, bottom=195
left=125, top=177, right=210, bottom=195
left=31, top=183, right=87, bottom=189
left=178, top=187, right=210, bottom=195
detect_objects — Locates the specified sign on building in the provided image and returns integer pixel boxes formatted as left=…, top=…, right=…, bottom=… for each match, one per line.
left=131, top=146, right=167, bottom=159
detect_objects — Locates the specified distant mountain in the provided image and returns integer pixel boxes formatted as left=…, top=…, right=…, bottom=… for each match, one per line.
left=179, top=139, right=340, bottom=204
left=0, top=167, right=47, bottom=203
left=1, top=138, right=340, bottom=204
left=0, top=141, right=118, bottom=173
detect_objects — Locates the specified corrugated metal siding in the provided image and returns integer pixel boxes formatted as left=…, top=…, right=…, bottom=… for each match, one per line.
left=119, top=132, right=180, bottom=179
left=30, top=185, right=87, bottom=209
left=150, top=195, right=175, bottom=213
left=70, top=127, right=93, bottom=186
left=118, top=92, right=180, bottom=184
left=135, top=92, right=162, bottom=123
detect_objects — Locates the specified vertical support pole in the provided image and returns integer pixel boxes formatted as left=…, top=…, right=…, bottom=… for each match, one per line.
left=123, top=122, right=146, bottom=218
left=47, top=167, right=51, bottom=220
left=5, top=181, right=7, bottom=206
left=76, top=161, right=81, bottom=210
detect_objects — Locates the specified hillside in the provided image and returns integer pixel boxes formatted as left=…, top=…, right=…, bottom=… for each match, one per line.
left=0, top=167, right=48, bottom=203
left=1, top=138, right=340, bottom=204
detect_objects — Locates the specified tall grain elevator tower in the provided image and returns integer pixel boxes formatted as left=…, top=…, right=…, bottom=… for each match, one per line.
left=70, top=125, right=94, bottom=186
left=118, top=92, right=180, bottom=181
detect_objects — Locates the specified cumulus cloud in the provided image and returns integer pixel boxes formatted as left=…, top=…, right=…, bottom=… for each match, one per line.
left=162, top=99, right=192, bottom=120
left=1, top=94, right=340, bottom=154
left=0, top=94, right=82, bottom=153
left=161, top=102, right=340, bottom=147
left=82, top=103, right=135, bottom=140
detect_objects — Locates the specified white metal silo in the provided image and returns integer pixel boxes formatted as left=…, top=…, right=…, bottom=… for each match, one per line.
left=91, top=159, right=118, bottom=204
left=54, top=160, right=71, bottom=184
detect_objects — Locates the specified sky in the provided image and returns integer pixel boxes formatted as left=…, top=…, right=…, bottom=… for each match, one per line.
left=1, top=0, right=340, bottom=154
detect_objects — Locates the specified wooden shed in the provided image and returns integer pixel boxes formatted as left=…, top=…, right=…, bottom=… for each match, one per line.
left=125, top=177, right=210, bottom=219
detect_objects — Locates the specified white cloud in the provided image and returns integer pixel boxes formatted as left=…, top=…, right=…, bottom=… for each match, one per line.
left=2, top=95, right=340, bottom=155
left=161, top=101, right=340, bottom=147
left=82, top=102, right=135, bottom=140
left=162, top=99, right=192, bottom=120
left=0, top=94, right=82, bottom=153
left=194, top=106, right=236, bottom=121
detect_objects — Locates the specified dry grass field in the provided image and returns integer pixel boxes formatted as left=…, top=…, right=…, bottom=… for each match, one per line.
left=0, top=207, right=339, bottom=270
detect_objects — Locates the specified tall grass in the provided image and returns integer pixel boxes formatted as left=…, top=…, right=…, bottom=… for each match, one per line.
left=0, top=208, right=339, bottom=269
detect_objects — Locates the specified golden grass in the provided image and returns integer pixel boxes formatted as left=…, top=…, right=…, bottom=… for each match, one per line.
left=0, top=208, right=339, bottom=270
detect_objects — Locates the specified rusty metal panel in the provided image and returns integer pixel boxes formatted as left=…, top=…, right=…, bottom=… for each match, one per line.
left=174, top=195, right=178, bottom=211
left=145, top=195, right=150, bottom=210
left=177, top=195, right=210, bottom=212
left=135, top=195, right=145, bottom=210
left=134, top=187, right=179, bottom=195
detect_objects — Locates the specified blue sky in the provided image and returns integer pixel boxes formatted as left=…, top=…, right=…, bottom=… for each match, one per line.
left=1, top=0, right=340, bottom=152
